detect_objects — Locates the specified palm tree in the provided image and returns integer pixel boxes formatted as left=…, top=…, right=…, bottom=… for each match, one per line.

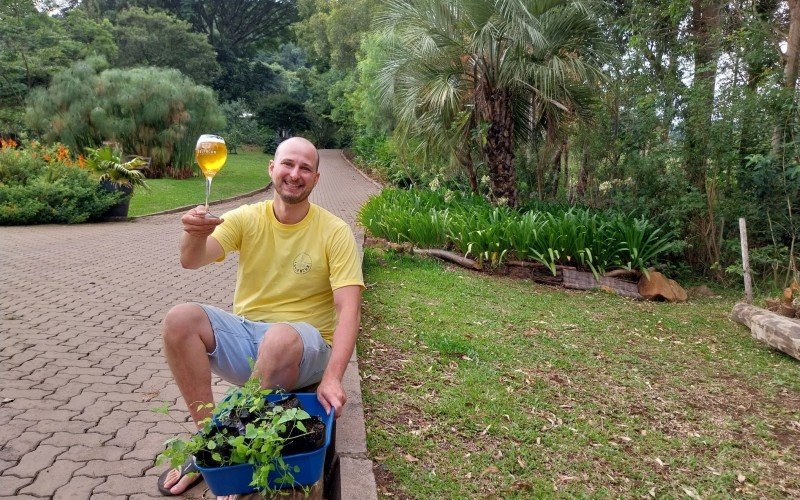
left=375, top=0, right=607, bottom=206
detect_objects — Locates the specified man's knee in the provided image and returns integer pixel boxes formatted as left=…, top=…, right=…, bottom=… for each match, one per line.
left=162, top=303, right=213, bottom=350
left=257, top=324, right=303, bottom=366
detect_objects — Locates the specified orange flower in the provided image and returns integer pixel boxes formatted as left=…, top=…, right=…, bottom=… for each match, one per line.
left=77, top=155, right=86, bottom=168
left=56, top=145, right=70, bottom=161
left=0, top=138, right=17, bottom=149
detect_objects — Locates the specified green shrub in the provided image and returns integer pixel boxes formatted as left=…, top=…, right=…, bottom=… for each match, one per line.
left=358, top=188, right=677, bottom=274
left=220, top=100, right=268, bottom=151
left=25, top=57, right=225, bottom=179
left=0, top=150, right=119, bottom=225
left=0, top=150, right=46, bottom=186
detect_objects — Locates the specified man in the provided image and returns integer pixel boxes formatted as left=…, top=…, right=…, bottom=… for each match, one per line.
left=158, top=137, right=364, bottom=496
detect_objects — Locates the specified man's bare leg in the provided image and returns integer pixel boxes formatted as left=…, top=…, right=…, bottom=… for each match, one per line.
left=252, top=323, right=304, bottom=391
left=161, top=303, right=217, bottom=495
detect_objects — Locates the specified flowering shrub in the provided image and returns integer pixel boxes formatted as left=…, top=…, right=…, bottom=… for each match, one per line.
left=0, top=145, right=119, bottom=225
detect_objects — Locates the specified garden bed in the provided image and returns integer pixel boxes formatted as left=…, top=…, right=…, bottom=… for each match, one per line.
left=364, top=236, right=643, bottom=299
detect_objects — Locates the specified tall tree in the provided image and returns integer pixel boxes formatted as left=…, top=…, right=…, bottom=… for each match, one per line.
left=0, top=1, right=116, bottom=129
left=294, top=0, right=378, bottom=71
left=772, top=0, right=800, bottom=158
left=685, top=0, right=723, bottom=190
left=88, top=0, right=297, bottom=55
left=375, top=0, right=606, bottom=206
left=112, top=7, right=219, bottom=84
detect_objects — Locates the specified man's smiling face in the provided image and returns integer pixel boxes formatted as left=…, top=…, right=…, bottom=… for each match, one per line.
left=269, top=138, right=320, bottom=205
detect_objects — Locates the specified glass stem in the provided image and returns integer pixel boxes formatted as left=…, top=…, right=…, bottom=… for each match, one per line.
left=205, top=176, right=212, bottom=212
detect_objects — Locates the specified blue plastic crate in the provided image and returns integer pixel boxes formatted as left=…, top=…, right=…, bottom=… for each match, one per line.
left=195, top=393, right=333, bottom=496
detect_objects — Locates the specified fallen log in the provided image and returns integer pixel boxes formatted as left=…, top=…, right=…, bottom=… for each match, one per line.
left=603, top=269, right=641, bottom=280
left=731, top=302, right=800, bottom=361
left=505, top=260, right=575, bottom=271
left=562, top=268, right=642, bottom=300
left=413, top=248, right=483, bottom=270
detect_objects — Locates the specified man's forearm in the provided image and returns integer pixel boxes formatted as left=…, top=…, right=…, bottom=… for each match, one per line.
left=180, top=233, right=211, bottom=269
left=322, top=310, right=359, bottom=383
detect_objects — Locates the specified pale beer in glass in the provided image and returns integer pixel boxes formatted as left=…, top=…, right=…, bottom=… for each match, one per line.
left=195, top=134, right=227, bottom=217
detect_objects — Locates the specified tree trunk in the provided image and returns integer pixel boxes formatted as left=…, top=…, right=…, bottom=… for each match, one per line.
left=685, top=0, right=722, bottom=192
left=562, top=139, right=569, bottom=200
left=684, top=0, right=722, bottom=269
left=455, top=146, right=479, bottom=195
left=576, top=137, right=590, bottom=200
left=550, top=145, right=562, bottom=198
left=771, top=0, right=800, bottom=159
left=731, top=302, right=800, bottom=360
left=480, top=88, right=517, bottom=207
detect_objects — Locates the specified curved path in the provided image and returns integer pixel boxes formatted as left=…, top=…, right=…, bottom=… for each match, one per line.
left=0, top=150, right=380, bottom=499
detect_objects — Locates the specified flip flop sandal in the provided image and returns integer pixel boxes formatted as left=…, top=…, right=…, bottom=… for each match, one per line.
left=157, top=457, right=202, bottom=496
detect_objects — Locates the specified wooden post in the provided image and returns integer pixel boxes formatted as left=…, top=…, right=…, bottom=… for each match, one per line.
left=739, top=217, right=753, bottom=304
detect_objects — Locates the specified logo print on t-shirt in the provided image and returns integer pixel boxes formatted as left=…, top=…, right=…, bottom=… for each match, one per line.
left=293, top=252, right=312, bottom=274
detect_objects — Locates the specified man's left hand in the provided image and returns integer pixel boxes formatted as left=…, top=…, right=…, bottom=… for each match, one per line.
left=316, top=377, right=346, bottom=419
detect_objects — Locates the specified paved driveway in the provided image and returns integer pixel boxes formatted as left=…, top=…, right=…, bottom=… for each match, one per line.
left=0, top=150, right=379, bottom=499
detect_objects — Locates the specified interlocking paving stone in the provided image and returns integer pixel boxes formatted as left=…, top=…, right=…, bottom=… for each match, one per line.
left=0, top=150, right=380, bottom=498
left=74, top=458, right=152, bottom=478
left=35, top=419, right=95, bottom=434
left=94, top=474, right=167, bottom=496
left=59, top=445, right=126, bottom=462
left=19, top=460, right=83, bottom=497
left=4, top=444, right=66, bottom=478
left=0, top=476, right=33, bottom=496
left=0, top=460, right=15, bottom=474
left=53, top=476, right=104, bottom=500
left=0, top=494, right=38, bottom=500
left=41, top=432, right=109, bottom=448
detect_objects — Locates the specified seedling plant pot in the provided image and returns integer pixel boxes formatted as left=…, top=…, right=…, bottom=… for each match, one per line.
left=195, top=393, right=333, bottom=496
left=99, top=180, right=133, bottom=219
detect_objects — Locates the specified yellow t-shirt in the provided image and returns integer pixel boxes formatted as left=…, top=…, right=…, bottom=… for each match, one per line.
left=210, top=200, right=364, bottom=343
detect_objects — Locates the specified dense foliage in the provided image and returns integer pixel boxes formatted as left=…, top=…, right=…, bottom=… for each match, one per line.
left=359, top=188, right=677, bottom=276
left=25, top=58, right=225, bottom=178
left=111, top=7, right=220, bottom=84
left=0, top=143, right=120, bottom=225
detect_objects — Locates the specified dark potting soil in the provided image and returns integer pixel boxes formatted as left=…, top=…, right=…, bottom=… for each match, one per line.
left=279, top=416, right=326, bottom=455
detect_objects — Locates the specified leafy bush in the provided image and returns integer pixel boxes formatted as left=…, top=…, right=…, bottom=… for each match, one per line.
left=358, top=188, right=677, bottom=275
left=0, top=148, right=120, bottom=225
left=25, top=57, right=225, bottom=179
left=220, top=100, right=268, bottom=150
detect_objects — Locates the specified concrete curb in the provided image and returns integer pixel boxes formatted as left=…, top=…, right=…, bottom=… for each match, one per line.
left=332, top=351, right=377, bottom=499
left=332, top=152, right=379, bottom=499
left=339, top=151, right=384, bottom=190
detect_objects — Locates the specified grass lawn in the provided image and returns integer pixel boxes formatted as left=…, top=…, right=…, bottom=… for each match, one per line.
left=128, top=149, right=272, bottom=217
left=359, top=249, right=800, bottom=498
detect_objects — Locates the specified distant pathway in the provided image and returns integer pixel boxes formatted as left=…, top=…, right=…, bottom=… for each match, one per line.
left=0, top=150, right=380, bottom=498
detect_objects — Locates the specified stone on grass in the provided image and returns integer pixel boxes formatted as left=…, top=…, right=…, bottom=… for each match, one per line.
left=638, top=271, right=687, bottom=302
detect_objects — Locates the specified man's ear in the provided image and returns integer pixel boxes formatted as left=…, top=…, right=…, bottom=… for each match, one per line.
left=268, top=160, right=274, bottom=175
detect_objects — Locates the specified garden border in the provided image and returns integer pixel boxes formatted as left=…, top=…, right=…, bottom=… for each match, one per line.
left=364, top=236, right=644, bottom=300
left=340, top=150, right=384, bottom=189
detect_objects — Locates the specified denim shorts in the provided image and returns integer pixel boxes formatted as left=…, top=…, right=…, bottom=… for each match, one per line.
left=198, top=304, right=332, bottom=390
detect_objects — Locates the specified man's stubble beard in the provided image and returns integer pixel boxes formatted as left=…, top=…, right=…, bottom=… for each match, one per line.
left=276, top=181, right=313, bottom=205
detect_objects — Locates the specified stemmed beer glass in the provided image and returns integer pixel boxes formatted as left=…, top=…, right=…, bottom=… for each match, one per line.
left=195, top=134, right=228, bottom=218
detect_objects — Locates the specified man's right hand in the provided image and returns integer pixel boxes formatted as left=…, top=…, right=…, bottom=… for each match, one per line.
left=179, top=206, right=225, bottom=269
left=181, top=206, right=224, bottom=237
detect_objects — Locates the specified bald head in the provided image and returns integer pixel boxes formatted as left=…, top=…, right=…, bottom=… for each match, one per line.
left=275, top=137, right=319, bottom=171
